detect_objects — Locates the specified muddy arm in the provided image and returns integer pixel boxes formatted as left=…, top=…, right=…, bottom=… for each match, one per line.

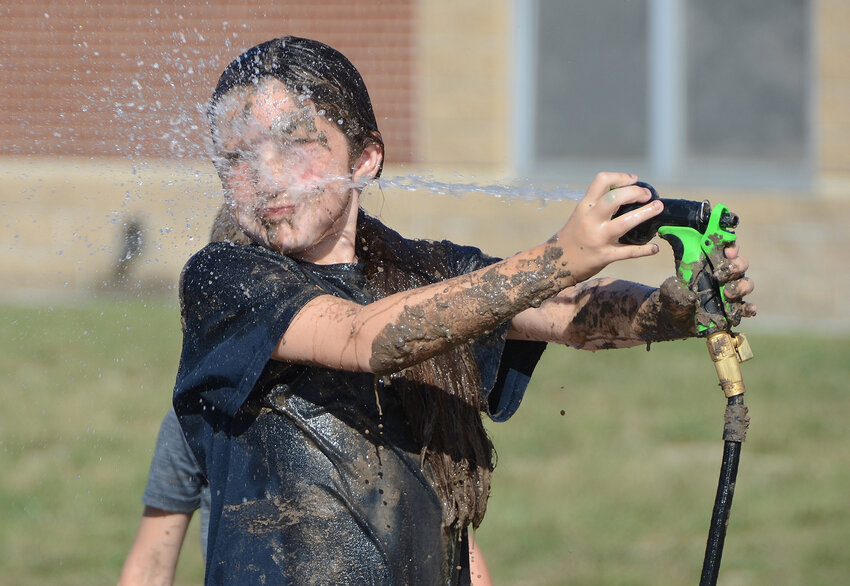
left=509, top=243, right=755, bottom=351
left=272, top=173, right=663, bottom=374
left=509, top=277, right=696, bottom=350
left=273, top=239, right=576, bottom=374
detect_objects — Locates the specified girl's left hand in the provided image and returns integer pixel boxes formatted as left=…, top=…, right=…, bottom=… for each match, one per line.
left=717, top=242, right=757, bottom=321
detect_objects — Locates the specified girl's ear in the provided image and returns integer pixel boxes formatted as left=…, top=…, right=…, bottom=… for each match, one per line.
left=352, top=142, right=384, bottom=183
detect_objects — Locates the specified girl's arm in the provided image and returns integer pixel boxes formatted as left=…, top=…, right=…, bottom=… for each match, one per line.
left=508, top=243, right=755, bottom=350
left=273, top=172, right=663, bottom=373
left=119, top=507, right=193, bottom=586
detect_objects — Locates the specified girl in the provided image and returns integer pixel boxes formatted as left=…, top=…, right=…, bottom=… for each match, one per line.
left=174, top=36, right=754, bottom=585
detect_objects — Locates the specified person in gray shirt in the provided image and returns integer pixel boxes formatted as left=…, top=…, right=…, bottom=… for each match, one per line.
left=119, top=408, right=210, bottom=585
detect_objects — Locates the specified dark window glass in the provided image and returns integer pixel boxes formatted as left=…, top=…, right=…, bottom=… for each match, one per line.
left=686, top=0, right=808, bottom=160
left=535, top=0, right=649, bottom=161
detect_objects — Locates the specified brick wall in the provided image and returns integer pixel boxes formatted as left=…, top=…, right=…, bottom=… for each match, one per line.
left=0, top=1, right=416, bottom=164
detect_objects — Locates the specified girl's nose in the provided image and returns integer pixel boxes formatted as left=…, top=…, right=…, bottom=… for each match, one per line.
left=254, top=150, right=289, bottom=195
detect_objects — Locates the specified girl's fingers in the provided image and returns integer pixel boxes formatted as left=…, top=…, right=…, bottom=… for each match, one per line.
left=608, top=196, right=662, bottom=235
left=728, top=300, right=758, bottom=320
left=618, top=241, right=660, bottom=259
left=723, top=276, right=754, bottom=300
left=585, top=172, right=639, bottom=204
left=715, top=254, right=750, bottom=282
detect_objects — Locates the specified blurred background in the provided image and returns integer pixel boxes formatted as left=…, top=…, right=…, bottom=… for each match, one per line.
left=1, top=1, right=848, bottom=584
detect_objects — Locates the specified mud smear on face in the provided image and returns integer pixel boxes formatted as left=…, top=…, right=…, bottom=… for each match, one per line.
left=214, top=90, right=349, bottom=251
left=370, top=244, right=571, bottom=373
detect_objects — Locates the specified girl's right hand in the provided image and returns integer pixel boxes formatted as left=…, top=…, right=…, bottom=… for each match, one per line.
left=552, top=172, right=664, bottom=284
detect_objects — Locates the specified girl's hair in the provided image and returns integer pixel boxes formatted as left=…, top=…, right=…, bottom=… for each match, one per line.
left=208, top=204, right=252, bottom=244
left=208, top=36, right=384, bottom=176
left=356, top=213, right=495, bottom=533
left=212, top=37, right=493, bottom=533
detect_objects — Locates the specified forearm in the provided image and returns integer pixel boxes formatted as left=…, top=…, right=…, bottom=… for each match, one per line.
left=564, top=277, right=696, bottom=350
left=365, top=239, right=575, bottom=373
left=279, top=238, right=576, bottom=374
left=119, top=509, right=191, bottom=586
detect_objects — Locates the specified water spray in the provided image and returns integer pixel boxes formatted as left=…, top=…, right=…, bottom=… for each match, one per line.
left=615, top=183, right=754, bottom=586
left=376, top=175, right=587, bottom=203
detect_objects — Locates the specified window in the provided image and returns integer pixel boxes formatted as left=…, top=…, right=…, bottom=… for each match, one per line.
left=515, top=0, right=812, bottom=188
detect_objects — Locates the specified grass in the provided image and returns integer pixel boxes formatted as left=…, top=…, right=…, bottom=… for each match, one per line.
left=1, top=299, right=848, bottom=585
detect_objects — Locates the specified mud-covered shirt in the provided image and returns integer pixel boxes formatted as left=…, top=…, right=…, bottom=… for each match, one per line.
left=173, top=238, right=546, bottom=585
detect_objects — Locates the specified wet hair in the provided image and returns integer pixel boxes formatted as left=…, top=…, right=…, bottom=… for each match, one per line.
left=208, top=36, right=384, bottom=176
left=209, top=203, right=252, bottom=245
left=356, top=212, right=495, bottom=534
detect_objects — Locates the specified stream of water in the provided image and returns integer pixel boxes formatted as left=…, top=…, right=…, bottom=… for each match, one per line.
left=376, top=175, right=586, bottom=203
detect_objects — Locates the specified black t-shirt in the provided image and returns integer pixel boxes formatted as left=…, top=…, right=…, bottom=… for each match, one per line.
left=174, top=237, right=546, bottom=585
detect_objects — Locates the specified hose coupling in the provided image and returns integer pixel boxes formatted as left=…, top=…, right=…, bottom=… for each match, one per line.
left=705, top=332, right=752, bottom=398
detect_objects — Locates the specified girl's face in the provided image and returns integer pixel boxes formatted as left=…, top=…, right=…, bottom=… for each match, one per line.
left=211, top=79, right=360, bottom=263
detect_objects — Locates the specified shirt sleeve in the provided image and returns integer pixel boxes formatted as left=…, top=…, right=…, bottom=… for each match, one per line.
left=439, top=240, right=548, bottom=422
left=174, top=243, right=328, bottom=418
left=142, top=409, right=207, bottom=513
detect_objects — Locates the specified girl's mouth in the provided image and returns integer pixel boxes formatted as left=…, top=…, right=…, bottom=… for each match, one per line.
left=262, top=203, right=297, bottom=220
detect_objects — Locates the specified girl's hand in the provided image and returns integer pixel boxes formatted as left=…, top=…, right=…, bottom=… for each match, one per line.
left=716, top=242, right=757, bottom=321
left=553, top=172, right=664, bottom=284
left=652, top=241, right=756, bottom=334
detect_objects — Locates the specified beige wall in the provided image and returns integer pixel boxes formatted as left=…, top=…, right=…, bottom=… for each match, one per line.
left=0, top=157, right=221, bottom=299
left=817, top=0, right=850, bottom=193
left=4, top=155, right=849, bottom=331
left=418, top=0, right=512, bottom=167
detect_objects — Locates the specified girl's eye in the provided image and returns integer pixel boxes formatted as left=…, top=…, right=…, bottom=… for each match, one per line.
left=280, top=137, right=312, bottom=151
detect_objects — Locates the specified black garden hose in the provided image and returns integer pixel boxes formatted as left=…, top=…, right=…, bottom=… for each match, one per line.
left=699, top=393, right=748, bottom=586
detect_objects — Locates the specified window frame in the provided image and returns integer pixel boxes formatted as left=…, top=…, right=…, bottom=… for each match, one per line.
left=512, top=0, right=816, bottom=190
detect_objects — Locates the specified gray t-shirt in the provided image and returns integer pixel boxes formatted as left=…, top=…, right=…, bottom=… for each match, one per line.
left=142, top=408, right=211, bottom=557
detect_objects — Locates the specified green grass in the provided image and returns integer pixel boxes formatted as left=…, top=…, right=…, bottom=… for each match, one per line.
left=1, top=300, right=848, bottom=585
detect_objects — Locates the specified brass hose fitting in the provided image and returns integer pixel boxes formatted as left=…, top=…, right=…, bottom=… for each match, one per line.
left=705, top=332, right=753, bottom=398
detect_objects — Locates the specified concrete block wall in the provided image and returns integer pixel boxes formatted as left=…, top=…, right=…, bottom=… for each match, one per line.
left=1, top=157, right=221, bottom=298
left=5, top=155, right=849, bottom=331
left=418, top=0, right=512, bottom=167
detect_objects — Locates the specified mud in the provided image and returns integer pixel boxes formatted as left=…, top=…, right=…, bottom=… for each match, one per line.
left=221, top=486, right=353, bottom=584
left=567, top=276, right=697, bottom=350
left=369, top=244, right=573, bottom=373
left=713, top=258, right=737, bottom=283
left=723, top=403, right=750, bottom=442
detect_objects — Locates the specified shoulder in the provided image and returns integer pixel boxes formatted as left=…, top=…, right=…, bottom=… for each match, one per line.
left=184, top=241, right=293, bottom=275
left=149, top=409, right=202, bottom=477
left=158, top=408, right=182, bottom=438
left=431, top=239, right=501, bottom=276
left=180, top=242, right=304, bottom=297
left=399, top=233, right=501, bottom=279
